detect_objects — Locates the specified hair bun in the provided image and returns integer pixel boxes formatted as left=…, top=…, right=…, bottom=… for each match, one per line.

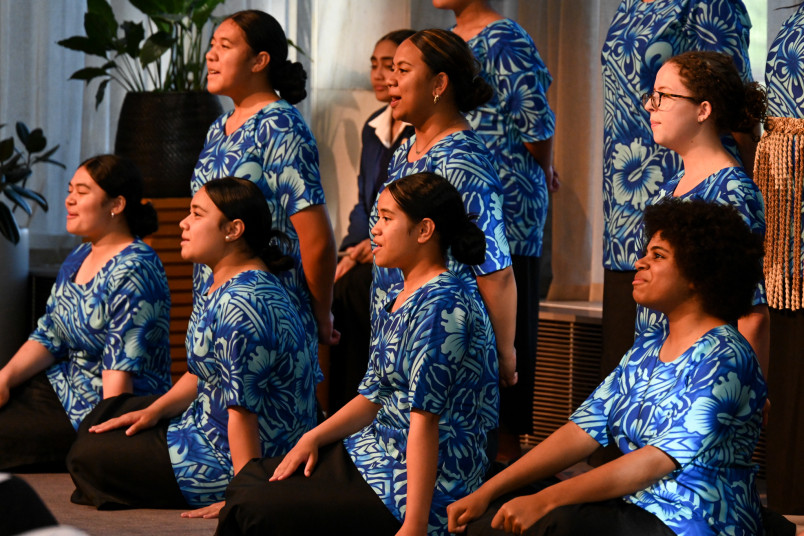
left=274, top=60, right=308, bottom=104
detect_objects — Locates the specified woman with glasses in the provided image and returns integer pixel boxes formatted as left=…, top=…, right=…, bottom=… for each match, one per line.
left=599, top=0, right=754, bottom=385
left=636, top=51, right=768, bottom=378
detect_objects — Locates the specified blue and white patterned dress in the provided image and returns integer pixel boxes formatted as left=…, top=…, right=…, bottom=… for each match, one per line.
left=191, top=100, right=325, bottom=370
left=571, top=323, right=766, bottom=536
left=766, top=4, right=804, bottom=119
left=373, top=131, right=510, bottom=318
left=602, top=0, right=752, bottom=271
left=345, top=272, right=499, bottom=536
left=167, top=270, right=318, bottom=507
left=29, top=240, right=172, bottom=430
left=461, top=18, right=555, bottom=258
left=634, top=167, right=766, bottom=335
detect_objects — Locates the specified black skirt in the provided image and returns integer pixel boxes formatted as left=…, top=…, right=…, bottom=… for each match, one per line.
left=217, top=442, right=401, bottom=536
left=0, top=370, right=76, bottom=471
left=67, top=394, right=187, bottom=509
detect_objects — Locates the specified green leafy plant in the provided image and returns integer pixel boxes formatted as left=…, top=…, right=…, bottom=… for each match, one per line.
left=0, top=122, right=66, bottom=244
left=58, top=0, right=226, bottom=108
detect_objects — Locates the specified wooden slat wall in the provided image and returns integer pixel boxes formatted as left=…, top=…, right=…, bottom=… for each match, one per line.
left=142, top=197, right=192, bottom=383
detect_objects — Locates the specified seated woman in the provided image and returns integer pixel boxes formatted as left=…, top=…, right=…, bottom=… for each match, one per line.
left=216, top=172, right=500, bottom=536
left=0, top=154, right=171, bottom=471
left=66, top=177, right=320, bottom=518
left=447, top=198, right=767, bottom=536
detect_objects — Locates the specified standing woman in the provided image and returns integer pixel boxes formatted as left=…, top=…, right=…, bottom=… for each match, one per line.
left=67, top=177, right=319, bottom=518
left=600, top=0, right=754, bottom=380
left=0, top=154, right=171, bottom=470
left=217, top=173, right=499, bottom=536
left=328, top=28, right=416, bottom=413
left=378, top=29, right=517, bottom=388
left=434, top=0, right=557, bottom=457
left=193, top=10, right=339, bottom=367
left=636, top=51, right=769, bottom=377
left=754, top=1, right=804, bottom=514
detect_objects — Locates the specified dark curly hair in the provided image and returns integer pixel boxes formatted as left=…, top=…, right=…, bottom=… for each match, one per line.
left=667, top=51, right=766, bottom=135
left=203, top=177, right=294, bottom=273
left=226, top=10, right=307, bottom=104
left=385, top=172, right=485, bottom=265
left=643, top=198, right=764, bottom=322
left=407, top=29, right=493, bottom=113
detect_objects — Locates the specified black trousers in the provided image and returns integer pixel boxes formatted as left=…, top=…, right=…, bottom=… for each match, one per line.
left=217, top=442, right=401, bottom=536
left=0, top=474, right=58, bottom=535
left=0, top=370, right=76, bottom=472
left=67, top=394, right=187, bottom=509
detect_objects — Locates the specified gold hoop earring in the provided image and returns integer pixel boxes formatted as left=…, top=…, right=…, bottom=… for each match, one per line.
left=433, top=94, right=440, bottom=105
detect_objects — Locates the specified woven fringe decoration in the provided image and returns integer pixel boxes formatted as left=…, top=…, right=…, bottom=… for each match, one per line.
left=754, top=117, right=804, bottom=310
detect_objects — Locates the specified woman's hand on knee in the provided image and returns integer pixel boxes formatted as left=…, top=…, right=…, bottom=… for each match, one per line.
left=447, top=490, right=491, bottom=533
left=491, top=494, right=549, bottom=535
left=181, top=501, right=223, bottom=519
left=88, top=408, right=160, bottom=436
left=269, top=434, right=319, bottom=481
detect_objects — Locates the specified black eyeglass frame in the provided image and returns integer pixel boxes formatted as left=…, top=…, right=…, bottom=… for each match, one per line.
left=640, top=90, right=700, bottom=109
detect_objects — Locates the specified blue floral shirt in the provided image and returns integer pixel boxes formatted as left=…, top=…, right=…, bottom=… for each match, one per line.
left=602, top=0, right=752, bottom=271
left=461, top=18, right=555, bottom=258
left=766, top=4, right=804, bottom=118
left=635, top=167, right=766, bottom=336
left=373, top=131, right=510, bottom=318
left=168, top=270, right=318, bottom=507
left=30, top=240, right=172, bottom=430
left=191, top=100, right=325, bottom=369
left=571, top=323, right=766, bottom=536
left=345, top=272, right=499, bottom=536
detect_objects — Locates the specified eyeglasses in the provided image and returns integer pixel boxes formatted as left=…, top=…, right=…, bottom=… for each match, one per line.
left=640, top=90, right=699, bottom=110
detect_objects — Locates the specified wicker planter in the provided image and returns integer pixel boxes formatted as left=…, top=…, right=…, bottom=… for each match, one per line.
left=115, top=92, right=223, bottom=198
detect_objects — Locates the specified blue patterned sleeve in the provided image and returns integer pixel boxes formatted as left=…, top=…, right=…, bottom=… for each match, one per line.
left=101, top=251, right=171, bottom=374
left=569, top=357, right=628, bottom=447
left=645, top=336, right=762, bottom=466
left=686, top=0, right=752, bottom=81
left=29, top=281, right=68, bottom=359
left=489, top=26, right=555, bottom=143
left=437, top=151, right=511, bottom=276
left=406, top=289, right=468, bottom=416
left=253, top=108, right=326, bottom=217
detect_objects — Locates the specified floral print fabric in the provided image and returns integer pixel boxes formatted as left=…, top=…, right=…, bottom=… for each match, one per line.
left=373, top=130, right=510, bottom=317
left=167, top=270, right=318, bottom=507
left=602, top=0, right=752, bottom=271
left=634, top=167, right=767, bottom=335
left=766, top=4, right=804, bottom=119
left=345, top=272, right=499, bottom=536
left=571, top=323, right=766, bottom=536
left=191, top=100, right=325, bottom=368
left=462, top=18, right=555, bottom=257
left=30, top=240, right=172, bottom=430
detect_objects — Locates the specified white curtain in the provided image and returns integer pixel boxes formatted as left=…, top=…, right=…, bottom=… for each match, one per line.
left=0, top=0, right=788, bottom=297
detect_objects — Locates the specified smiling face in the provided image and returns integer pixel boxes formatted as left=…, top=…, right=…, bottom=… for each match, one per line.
left=370, top=189, right=422, bottom=271
left=64, top=166, right=117, bottom=240
left=205, top=18, right=262, bottom=99
left=179, top=187, right=229, bottom=266
left=387, top=39, right=438, bottom=125
left=371, top=40, right=398, bottom=103
left=644, top=62, right=705, bottom=152
left=632, top=231, right=694, bottom=314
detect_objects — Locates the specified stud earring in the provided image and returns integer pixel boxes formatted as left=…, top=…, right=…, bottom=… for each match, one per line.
left=225, top=235, right=230, bottom=241
left=110, top=212, right=115, bottom=218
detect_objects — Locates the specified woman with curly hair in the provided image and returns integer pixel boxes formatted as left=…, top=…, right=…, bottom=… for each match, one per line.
left=636, top=50, right=769, bottom=376
left=67, top=178, right=319, bottom=520
left=448, top=198, right=767, bottom=536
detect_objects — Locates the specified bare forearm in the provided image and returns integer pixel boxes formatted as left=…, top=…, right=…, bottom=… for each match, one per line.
left=524, top=138, right=554, bottom=177
left=0, top=340, right=55, bottom=389
left=293, top=206, right=337, bottom=328
left=737, top=304, right=770, bottom=379
left=228, top=406, right=261, bottom=474
left=147, top=372, right=198, bottom=420
left=476, top=267, right=517, bottom=380
left=102, top=370, right=133, bottom=398
left=307, top=394, right=379, bottom=446
left=403, top=410, right=440, bottom=534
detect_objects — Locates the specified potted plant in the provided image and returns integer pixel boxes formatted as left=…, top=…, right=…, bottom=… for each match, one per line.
left=0, top=122, right=65, bottom=245
left=58, top=0, right=226, bottom=197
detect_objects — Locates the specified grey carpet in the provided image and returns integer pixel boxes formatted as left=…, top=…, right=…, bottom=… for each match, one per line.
left=16, top=473, right=217, bottom=536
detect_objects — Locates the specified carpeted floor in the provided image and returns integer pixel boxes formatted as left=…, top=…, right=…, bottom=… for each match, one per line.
left=16, top=473, right=217, bottom=536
